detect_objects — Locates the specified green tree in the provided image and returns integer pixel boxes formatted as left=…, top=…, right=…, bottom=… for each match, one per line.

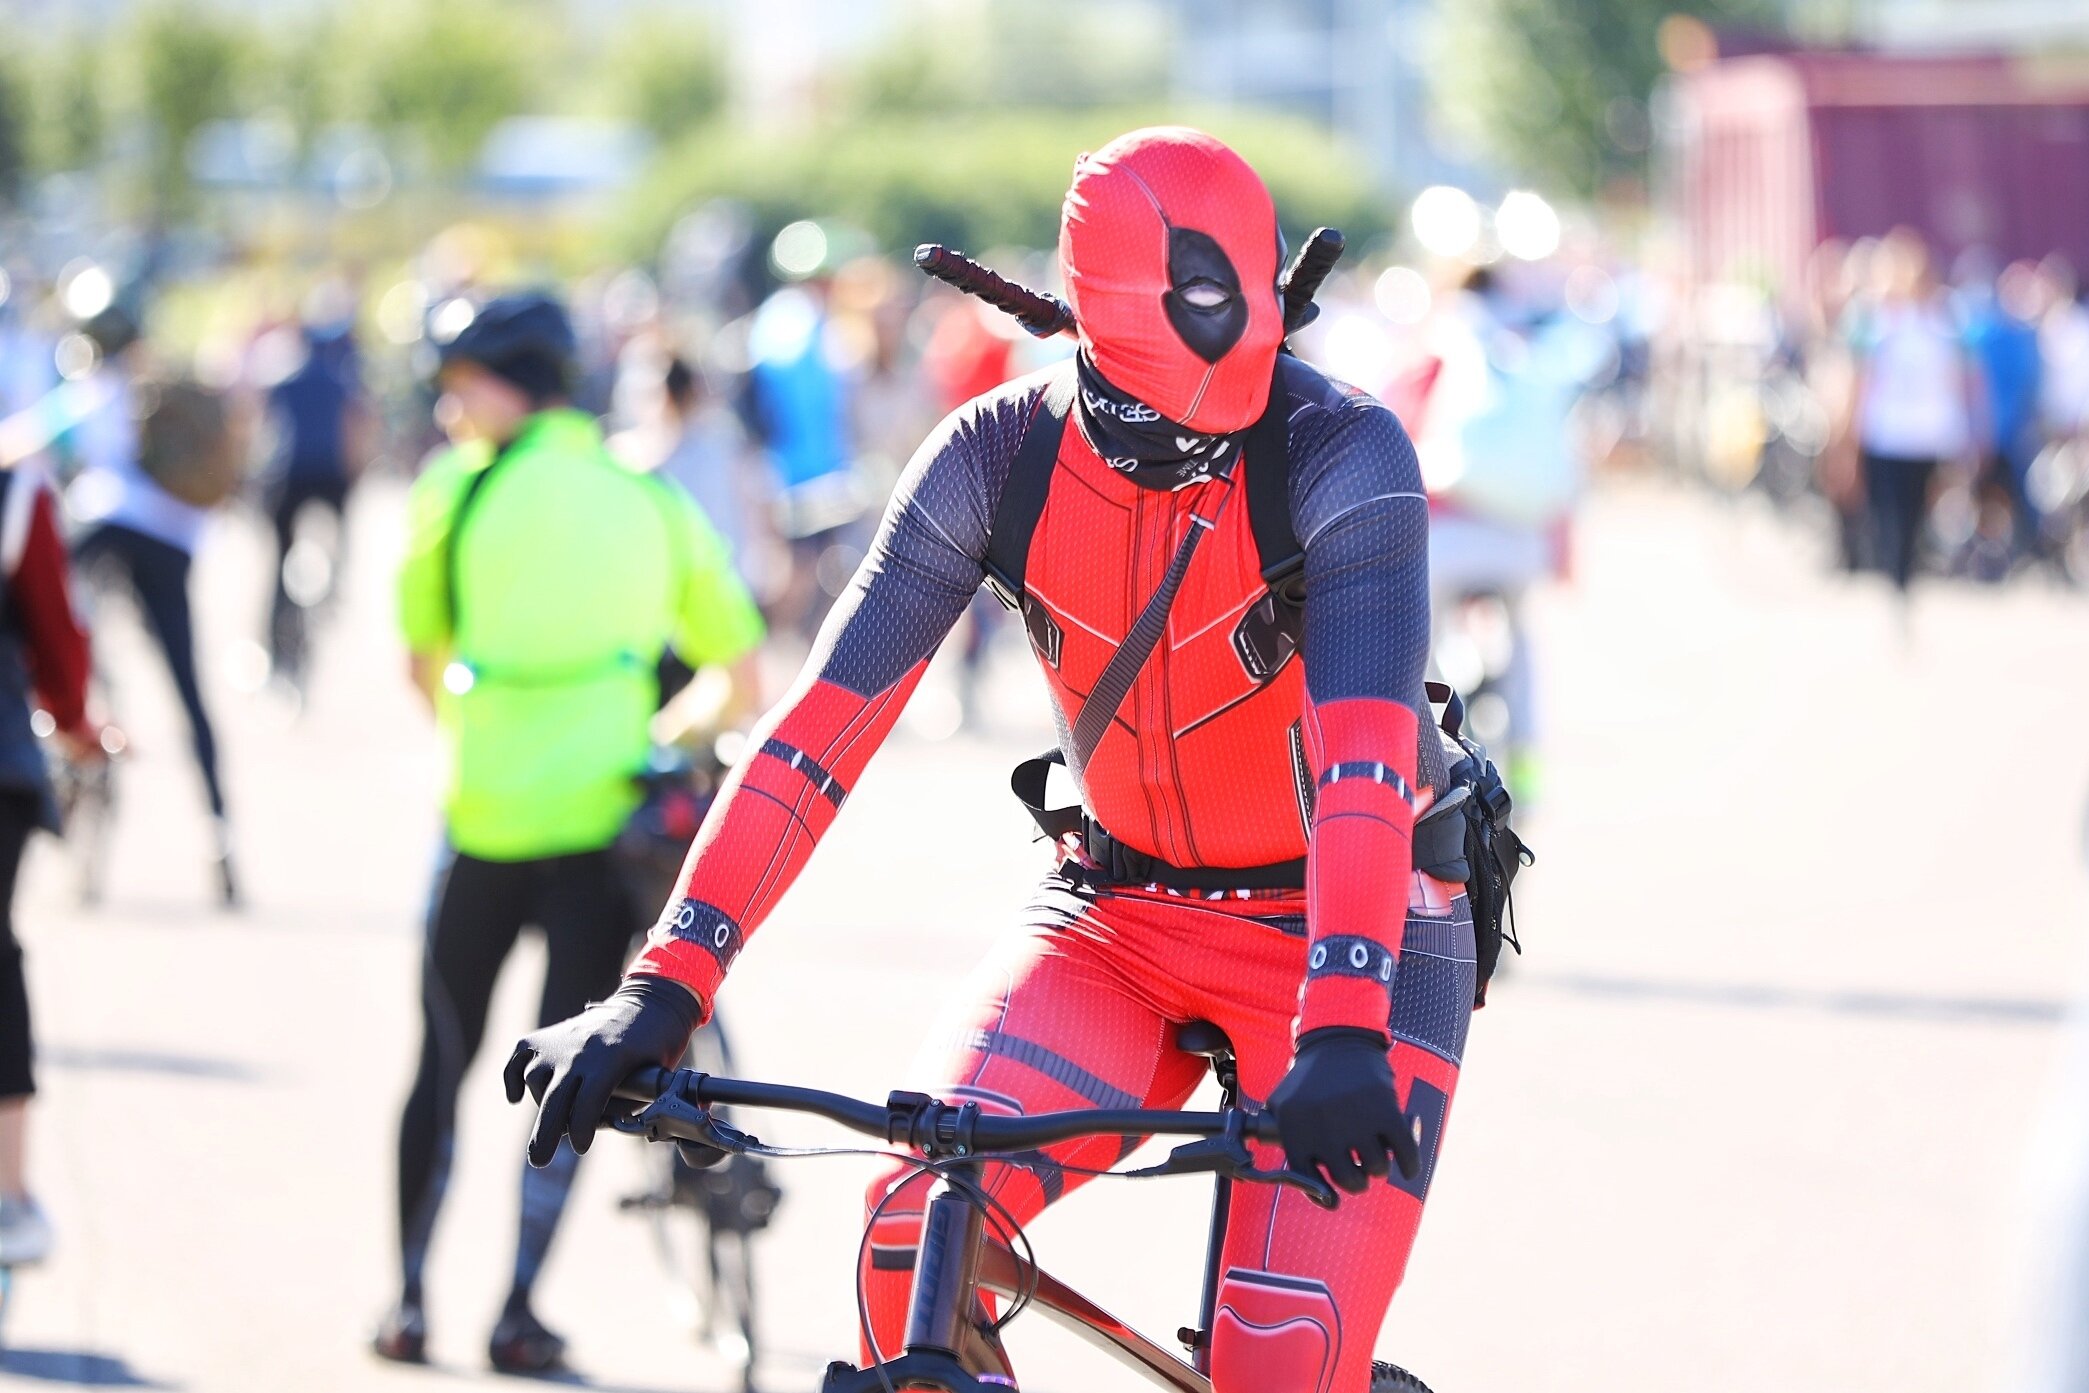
left=1435, top=0, right=1783, bottom=196
left=341, top=0, right=546, bottom=177
left=259, top=14, right=347, bottom=162
left=126, top=3, right=259, bottom=213
left=600, top=7, right=727, bottom=140
left=34, top=40, right=108, bottom=175
left=0, top=58, right=27, bottom=206
left=846, top=1, right=1172, bottom=115
left=622, top=106, right=1388, bottom=262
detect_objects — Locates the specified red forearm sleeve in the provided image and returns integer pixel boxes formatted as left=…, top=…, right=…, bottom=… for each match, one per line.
left=11, top=485, right=91, bottom=734
left=1296, top=695, right=1418, bottom=1035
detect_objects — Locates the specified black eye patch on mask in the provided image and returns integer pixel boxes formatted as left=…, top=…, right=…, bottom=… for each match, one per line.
left=1163, top=226, right=1248, bottom=364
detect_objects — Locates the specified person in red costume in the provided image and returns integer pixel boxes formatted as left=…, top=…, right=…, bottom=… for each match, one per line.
left=510, top=127, right=1474, bottom=1393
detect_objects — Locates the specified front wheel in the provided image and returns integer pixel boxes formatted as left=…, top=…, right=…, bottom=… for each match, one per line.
left=1372, top=1360, right=1436, bottom=1393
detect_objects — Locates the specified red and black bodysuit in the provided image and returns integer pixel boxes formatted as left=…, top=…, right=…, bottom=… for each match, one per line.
left=631, top=128, right=1474, bottom=1393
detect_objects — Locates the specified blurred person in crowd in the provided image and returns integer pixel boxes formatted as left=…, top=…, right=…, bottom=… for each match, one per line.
left=0, top=448, right=100, bottom=1269
left=616, top=352, right=757, bottom=577
left=378, top=292, right=763, bottom=1375
left=742, top=228, right=869, bottom=641
left=1962, top=260, right=2048, bottom=564
left=1847, top=229, right=1980, bottom=605
left=66, top=306, right=245, bottom=904
left=1410, top=264, right=1606, bottom=801
left=0, top=270, right=57, bottom=422
left=2039, top=258, right=2089, bottom=447
left=260, top=282, right=371, bottom=694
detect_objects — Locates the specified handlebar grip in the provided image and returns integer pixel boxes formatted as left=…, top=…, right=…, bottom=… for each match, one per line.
left=914, top=244, right=1076, bottom=339
left=614, top=1065, right=672, bottom=1104
left=1280, top=227, right=1345, bottom=334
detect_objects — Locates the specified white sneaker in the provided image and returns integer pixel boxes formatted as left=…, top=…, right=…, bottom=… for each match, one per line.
left=0, top=1194, right=54, bottom=1265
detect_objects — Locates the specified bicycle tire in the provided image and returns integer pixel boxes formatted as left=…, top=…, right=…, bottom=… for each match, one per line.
left=1371, top=1359, right=1437, bottom=1393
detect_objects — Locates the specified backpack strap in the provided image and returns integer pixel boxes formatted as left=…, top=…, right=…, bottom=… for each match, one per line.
left=981, top=364, right=1076, bottom=609
left=1242, top=363, right=1305, bottom=605
left=443, top=437, right=524, bottom=644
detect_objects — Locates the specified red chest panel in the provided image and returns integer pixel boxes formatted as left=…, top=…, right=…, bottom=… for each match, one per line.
left=1020, top=426, right=1309, bottom=869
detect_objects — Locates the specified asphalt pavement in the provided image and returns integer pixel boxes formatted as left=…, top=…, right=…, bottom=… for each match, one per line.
left=4, top=475, right=2085, bottom=1391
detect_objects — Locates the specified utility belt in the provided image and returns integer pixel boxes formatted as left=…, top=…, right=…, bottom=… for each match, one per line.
left=1009, top=748, right=1472, bottom=893
left=1006, top=682, right=1531, bottom=1004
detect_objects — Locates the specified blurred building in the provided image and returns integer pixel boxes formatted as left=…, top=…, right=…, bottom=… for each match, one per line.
left=1859, top=0, right=2089, bottom=49
left=1166, top=0, right=1476, bottom=195
left=1664, top=48, right=2089, bottom=301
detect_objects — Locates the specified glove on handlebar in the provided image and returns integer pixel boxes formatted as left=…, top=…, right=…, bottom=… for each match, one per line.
left=1266, top=1027, right=1422, bottom=1194
left=505, top=977, right=702, bottom=1168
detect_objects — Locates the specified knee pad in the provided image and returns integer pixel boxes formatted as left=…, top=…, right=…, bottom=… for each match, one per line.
left=1210, top=1268, right=1341, bottom=1393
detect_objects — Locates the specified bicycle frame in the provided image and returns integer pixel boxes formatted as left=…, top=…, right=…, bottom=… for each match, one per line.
left=611, top=1048, right=1312, bottom=1393
left=820, top=1047, right=1246, bottom=1393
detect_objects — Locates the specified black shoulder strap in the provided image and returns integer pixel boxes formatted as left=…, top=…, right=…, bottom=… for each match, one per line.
left=1243, top=362, right=1304, bottom=604
left=981, top=364, right=1075, bottom=607
left=443, top=439, right=522, bottom=642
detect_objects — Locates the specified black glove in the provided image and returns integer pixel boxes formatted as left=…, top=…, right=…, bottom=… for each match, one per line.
left=504, top=977, right=702, bottom=1167
left=1266, top=1027, right=1422, bottom=1194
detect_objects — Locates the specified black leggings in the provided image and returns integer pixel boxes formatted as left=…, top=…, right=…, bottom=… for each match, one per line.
left=72, top=524, right=227, bottom=820
left=1861, top=451, right=1939, bottom=593
left=0, top=789, right=44, bottom=1100
left=395, top=847, right=635, bottom=1308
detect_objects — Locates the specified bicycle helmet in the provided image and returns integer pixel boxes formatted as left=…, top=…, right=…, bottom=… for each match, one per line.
left=432, top=291, right=577, bottom=404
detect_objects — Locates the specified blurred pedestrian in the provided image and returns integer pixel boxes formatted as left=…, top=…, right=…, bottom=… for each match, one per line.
left=0, top=454, right=100, bottom=1267
left=378, top=292, right=763, bottom=1375
left=2039, top=258, right=2089, bottom=448
left=1412, top=265, right=1606, bottom=801
left=1963, top=260, right=2045, bottom=564
left=260, top=283, right=370, bottom=695
left=1848, top=230, right=1980, bottom=602
left=66, top=312, right=246, bottom=905
left=646, top=354, right=757, bottom=580
left=742, top=228, right=868, bottom=640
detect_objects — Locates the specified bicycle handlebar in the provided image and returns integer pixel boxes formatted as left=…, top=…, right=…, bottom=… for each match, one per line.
left=615, top=1064, right=1280, bottom=1152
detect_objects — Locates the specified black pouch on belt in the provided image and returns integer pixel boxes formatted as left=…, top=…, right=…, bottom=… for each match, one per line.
left=1415, top=681, right=1534, bottom=1006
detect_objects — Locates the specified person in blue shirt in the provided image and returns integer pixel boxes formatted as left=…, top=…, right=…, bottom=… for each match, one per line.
left=1964, top=261, right=2047, bottom=562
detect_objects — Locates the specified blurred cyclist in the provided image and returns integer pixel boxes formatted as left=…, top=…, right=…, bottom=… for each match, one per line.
left=0, top=454, right=98, bottom=1267
left=260, top=283, right=370, bottom=693
left=513, top=128, right=1480, bottom=1393
left=376, top=292, right=764, bottom=1374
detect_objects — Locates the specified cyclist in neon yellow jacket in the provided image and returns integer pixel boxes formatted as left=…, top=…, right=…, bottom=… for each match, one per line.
left=379, top=293, right=763, bottom=1375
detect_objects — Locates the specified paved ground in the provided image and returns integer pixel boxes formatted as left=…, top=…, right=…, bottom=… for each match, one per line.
left=4, top=475, right=2087, bottom=1391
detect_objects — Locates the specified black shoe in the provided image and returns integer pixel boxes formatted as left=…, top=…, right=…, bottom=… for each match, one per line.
left=372, top=1302, right=428, bottom=1364
left=488, top=1306, right=567, bottom=1376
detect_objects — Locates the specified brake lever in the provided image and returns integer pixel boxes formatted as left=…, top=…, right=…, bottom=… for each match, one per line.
left=1123, top=1117, right=1341, bottom=1210
left=610, top=1080, right=760, bottom=1156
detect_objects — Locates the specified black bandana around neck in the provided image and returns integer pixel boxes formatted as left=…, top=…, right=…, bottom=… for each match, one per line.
left=1074, top=353, right=1239, bottom=491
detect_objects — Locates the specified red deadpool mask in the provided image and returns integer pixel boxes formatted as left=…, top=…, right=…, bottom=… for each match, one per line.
left=1060, top=127, right=1285, bottom=436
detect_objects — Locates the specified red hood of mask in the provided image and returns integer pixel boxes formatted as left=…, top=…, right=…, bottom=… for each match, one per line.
left=1059, top=127, right=1285, bottom=435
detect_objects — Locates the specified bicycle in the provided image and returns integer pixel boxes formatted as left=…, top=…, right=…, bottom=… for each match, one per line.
left=607, top=1018, right=1436, bottom=1393
left=616, top=1012, right=780, bottom=1393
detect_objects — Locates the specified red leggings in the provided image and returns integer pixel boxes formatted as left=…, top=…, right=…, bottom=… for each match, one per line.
left=861, top=873, right=1473, bottom=1393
